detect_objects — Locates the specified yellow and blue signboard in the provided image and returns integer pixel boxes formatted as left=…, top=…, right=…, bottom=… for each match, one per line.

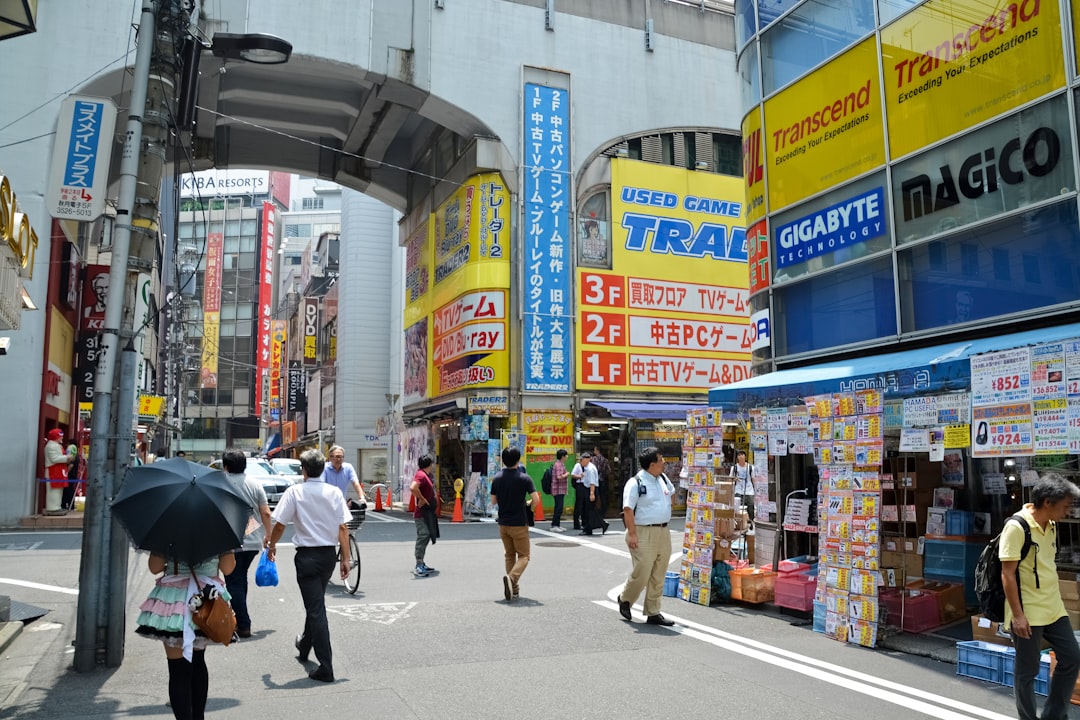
left=575, top=159, right=751, bottom=393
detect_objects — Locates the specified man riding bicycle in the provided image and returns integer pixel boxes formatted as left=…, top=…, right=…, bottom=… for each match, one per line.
left=322, top=446, right=367, bottom=508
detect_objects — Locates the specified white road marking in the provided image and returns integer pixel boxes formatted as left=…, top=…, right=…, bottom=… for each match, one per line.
left=596, top=589, right=1011, bottom=720
left=328, top=601, right=416, bottom=624
left=0, top=579, right=79, bottom=595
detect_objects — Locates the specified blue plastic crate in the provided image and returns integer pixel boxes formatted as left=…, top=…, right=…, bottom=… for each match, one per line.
left=923, top=540, right=984, bottom=605
left=945, top=510, right=974, bottom=535
left=812, top=601, right=826, bottom=633
left=1001, top=651, right=1051, bottom=696
left=956, top=641, right=1009, bottom=684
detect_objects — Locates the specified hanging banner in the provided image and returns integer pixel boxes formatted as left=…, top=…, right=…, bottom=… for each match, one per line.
left=522, top=80, right=573, bottom=393
left=256, top=202, right=275, bottom=413
left=302, top=297, right=319, bottom=366
left=200, top=232, right=223, bottom=389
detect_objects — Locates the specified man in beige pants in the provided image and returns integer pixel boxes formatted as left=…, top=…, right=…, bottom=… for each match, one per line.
left=618, top=446, right=676, bottom=626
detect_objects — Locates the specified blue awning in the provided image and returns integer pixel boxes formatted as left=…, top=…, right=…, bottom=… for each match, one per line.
left=587, top=400, right=705, bottom=420
left=708, top=322, right=1080, bottom=411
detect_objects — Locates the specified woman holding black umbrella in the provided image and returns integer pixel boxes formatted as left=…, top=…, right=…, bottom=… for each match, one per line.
left=135, top=551, right=235, bottom=720
left=112, top=458, right=251, bottom=720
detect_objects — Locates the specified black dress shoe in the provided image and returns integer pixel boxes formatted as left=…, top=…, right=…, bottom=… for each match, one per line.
left=308, top=666, right=335, bottom=682
left=602, top=522, right=609, bottom=535
left=646, top=614, right=675, bottom=627
left=579, top=531, right=593, bottom=536
left=618, top=596, right=632, bottom=621
left=295, top=634, right=311, bottom=662
left=236, top=627, right=252, bottom=638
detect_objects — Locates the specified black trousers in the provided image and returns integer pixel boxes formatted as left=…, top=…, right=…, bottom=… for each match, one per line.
left=294, top=546, right=336, bottom=672
left=572, top=482, right=586, bottom=529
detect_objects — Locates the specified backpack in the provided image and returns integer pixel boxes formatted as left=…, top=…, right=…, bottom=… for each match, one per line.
left=974, top=513, right=1036, bottom=623
left=710, top=561, right=732, bottom=604
left=541, top=466, right=553, bottom=495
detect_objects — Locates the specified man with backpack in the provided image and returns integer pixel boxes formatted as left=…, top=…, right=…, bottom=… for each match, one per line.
left=1000, top=472, right=1080, bottom=720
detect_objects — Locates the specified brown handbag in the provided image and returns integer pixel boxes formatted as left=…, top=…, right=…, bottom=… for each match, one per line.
left=189, top=571, right=236, bottom=645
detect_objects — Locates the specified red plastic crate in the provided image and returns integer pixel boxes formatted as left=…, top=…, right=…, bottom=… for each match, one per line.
left=881, top=589, right=941, bottom=633
left=775, top=574, right=816, bottom=611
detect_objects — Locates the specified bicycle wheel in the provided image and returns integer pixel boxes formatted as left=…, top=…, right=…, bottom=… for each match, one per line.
left=344, top=535, right=361, bottom=594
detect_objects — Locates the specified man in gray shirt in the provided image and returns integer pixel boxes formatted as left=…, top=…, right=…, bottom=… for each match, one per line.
left=221, top=449, right=272, bottom=639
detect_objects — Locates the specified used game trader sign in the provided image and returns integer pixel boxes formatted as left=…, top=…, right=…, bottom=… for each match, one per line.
left=576, top=160, right=751, bottom=393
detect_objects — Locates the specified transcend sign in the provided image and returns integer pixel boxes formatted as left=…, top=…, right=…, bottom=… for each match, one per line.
left=772, top=80, right=872, bottom=152
left=899, top=127, right=1060, bottom=222
left=892, top=0, right=1042, bottom=90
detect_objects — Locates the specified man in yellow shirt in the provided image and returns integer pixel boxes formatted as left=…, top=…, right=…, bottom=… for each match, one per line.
left=1001, top=472, right=1080, bottom=720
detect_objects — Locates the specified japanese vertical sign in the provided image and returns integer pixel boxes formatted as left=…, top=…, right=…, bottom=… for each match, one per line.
left=302, top=297, right=319, bottom=366
left=576, top=159, right=750, bottom=393
left=287, top=359, right=307, bottom=413
left=47, top=95, right=117, bottom=220
left=430, top=174, right=511, bottom=397
left=522, top=81, right=572, bottom=393
left=200, top=232, right=223, bottom=389
left=256, top=202, right=275, bottom=412
left=269, top=320, right=286, bottom=420
left=403, top=221, right=431, bottom=406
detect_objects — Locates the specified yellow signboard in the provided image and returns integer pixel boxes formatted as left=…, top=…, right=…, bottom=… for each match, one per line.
left=882, top=0, right=1064, bottom=159
left=523, top=411, right=575, bottom=456
left=138, top=395, right=165, bottom=418
left=404, top=220, right=431, bottom=329
left=576, top=159, right=751, bottom=394
left=430, top=173, right=511, bottom=309
left=763, top=37, right=886, bottom=212
left=741, top=108, right=767, bottom=224
left=424, top=173, right=512, bottom=398
left=200, top=312, right=219, bottom=389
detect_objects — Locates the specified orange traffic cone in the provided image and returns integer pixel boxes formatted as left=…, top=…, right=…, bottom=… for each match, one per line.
left=374, top=487, right=385, bottom=512
left=385, top=483, right=393, bottom=509
left=408, top=492, right=416, bottom=513
left=533, top=495, right=545, bottom=522
left=451, top=494, right=464, bottom=523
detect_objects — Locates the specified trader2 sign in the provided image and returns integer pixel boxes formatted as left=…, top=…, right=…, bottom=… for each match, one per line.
left=774, top=187, right=885, bottom=269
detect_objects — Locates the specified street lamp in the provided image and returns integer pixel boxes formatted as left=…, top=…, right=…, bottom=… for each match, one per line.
left=211, top=32, right=292, bottom=64
left=0, top=0, right=37, bottom=41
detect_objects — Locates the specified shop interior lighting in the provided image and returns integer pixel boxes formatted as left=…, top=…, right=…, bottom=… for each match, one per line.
left=722, top=422, right=739, bottom=428
left=661, top=420, right=687, bottom=426
left=585, top=418, right=629, bottom=425
left=1003, top=458, right=1016, bottom=468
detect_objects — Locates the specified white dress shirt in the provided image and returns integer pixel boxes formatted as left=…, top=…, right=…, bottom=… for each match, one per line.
left=271, top=479, right=351, bottom=547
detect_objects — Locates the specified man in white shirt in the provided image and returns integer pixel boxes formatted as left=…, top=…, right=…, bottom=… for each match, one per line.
left=618, top=446, right=676, bottom=626
left=570, top=452, right=591, bottom=530
left=268, top=449, right=351, bottom=683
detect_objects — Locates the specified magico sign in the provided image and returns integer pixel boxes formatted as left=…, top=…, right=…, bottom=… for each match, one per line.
left=892, top=95, right=1073, bottom=244
left=881, top=0, right=1064, bottom=159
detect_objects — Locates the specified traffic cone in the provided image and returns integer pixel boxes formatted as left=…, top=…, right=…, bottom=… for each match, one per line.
left=533, top=495, right=545, bottom=522
left=408, top=493, right=416, bottom=513
left=451, top=494, right=464, bottom=523
left=385, top=483, right=393, bottom=509
left=374, top=487, right=385, bottom=512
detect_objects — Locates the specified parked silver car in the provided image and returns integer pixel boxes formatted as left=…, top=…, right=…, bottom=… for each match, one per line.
left=268, top=458, right=303, bottom=485
left=208, top=457, right=292, bottom=506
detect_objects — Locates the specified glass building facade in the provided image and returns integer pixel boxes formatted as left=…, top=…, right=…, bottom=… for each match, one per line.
left=738, top=0, right=1080, bottom=369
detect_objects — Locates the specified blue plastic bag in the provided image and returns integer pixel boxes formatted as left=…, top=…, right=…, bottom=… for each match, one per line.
left=255, top=549, right=278, bottom=587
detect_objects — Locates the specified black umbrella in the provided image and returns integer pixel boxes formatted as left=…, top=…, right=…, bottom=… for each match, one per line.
left=112, top=458, right=251, bottom=565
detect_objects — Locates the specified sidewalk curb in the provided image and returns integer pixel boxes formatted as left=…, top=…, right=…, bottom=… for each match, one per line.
left=0, top=622, right=23, bottom=654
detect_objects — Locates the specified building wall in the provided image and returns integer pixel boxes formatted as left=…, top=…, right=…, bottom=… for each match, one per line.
left=739, top=0, right=1080, bottom=369
left=336, top=190, right=401, bottom=463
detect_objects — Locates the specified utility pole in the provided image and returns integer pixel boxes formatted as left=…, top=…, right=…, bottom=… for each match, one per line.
left=75, top=0, right=182, bottom=670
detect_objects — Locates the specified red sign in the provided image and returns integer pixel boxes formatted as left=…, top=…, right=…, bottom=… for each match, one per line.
left=747, top=218, right=770, bottom=295
left=81, top=264, right=110, bottom=331
left=255, top=202, right=275, bottom=411
left=203, top=233, right=223, bottom=312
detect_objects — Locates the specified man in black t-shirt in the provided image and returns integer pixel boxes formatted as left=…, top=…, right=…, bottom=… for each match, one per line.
left=490, top=446, right=540, bottom=602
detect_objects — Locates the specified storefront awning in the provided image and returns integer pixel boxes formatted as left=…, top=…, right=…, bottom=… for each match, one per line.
left=586, top=400, right=705, bottom=420
left=403, top=398, right=466, bottom=423
left=708, top=322, right=1080, bottom=411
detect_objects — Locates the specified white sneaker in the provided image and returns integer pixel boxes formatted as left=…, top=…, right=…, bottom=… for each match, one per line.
left=551, top=526, right=565, bottom=533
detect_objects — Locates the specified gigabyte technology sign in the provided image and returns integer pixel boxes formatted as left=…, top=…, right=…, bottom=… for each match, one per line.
left=178, top=170, right=269, bottom=197
left=774, top=187, right=885, bottom=269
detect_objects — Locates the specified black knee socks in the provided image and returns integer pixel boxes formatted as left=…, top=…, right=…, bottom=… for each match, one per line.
left=191, top=650, right=208, bottom=719
left=166, top=657, right=192, bottom=720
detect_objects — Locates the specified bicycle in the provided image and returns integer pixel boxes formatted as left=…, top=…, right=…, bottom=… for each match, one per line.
left=338, top=507, right=363, bottom=594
